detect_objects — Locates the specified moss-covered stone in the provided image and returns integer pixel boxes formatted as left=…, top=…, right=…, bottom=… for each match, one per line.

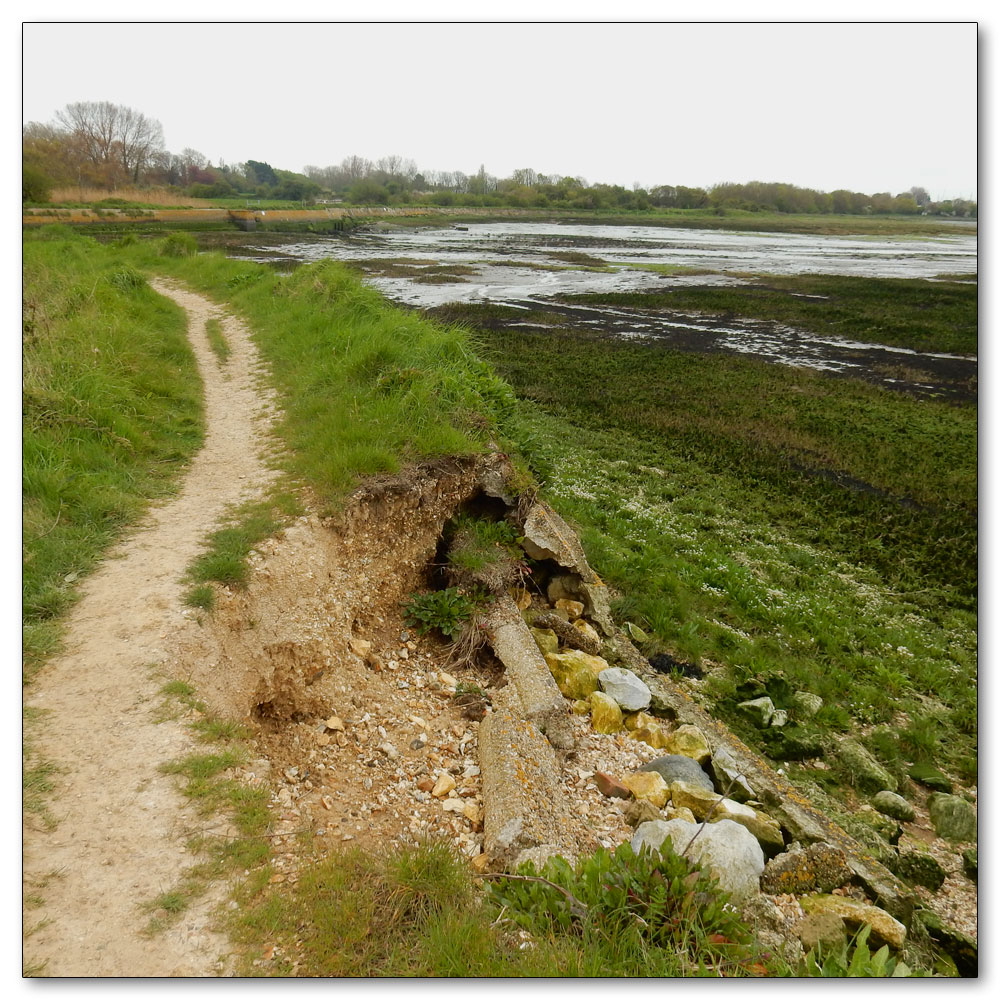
left=760, top=842, right=853, bottom=895
left=885, top=849, right=946, bottom=891
left=759, top=726, right=826, bottom=761
left=908, top=761, right=953, bottom=793
left=622, top=770, right=669, bottom=808
left=837, top=738, right=897, bottom=793
left=544, top=649, right=607, bottom=700
left=927, top=793, right=976, bottom=842
left=531, top=627, right=559, bottom=656
left=629, top=724, right=669, bottom=749
left=624, top=798, right=661, bottom=828
left=872, top=790, right=915, bottom=822
left=799, top=894, right=906, bottom=951
left=623, top=710, right=658, bottom=731
left=790, top=691, right=824, bottom=719
left=795, top=911, right=847, bottom=952
left=662, top=723, right=711, bottom=764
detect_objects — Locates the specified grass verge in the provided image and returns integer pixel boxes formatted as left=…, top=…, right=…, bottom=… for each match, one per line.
left=143, top=680, right=272, bottom=936
left=22, top=227, right=204, bottom=678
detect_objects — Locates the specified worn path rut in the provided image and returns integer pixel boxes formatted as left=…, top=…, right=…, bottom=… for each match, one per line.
left=23, top=281, right=279, bottom=977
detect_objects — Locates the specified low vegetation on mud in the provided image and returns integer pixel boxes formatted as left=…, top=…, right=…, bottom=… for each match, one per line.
left=445, top=290, right=977, bottom=806
left=561, top=273, right=978, bottom=356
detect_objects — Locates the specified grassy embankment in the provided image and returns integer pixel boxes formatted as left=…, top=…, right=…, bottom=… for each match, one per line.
left=430, top=274, right=977, bottom=831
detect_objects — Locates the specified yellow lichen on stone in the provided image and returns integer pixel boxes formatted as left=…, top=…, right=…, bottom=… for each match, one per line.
left=662, top=724, right=711, bottom=764
left=622, top=771, right=670, bottom=808
left=589, top=691, right=624, bottom=734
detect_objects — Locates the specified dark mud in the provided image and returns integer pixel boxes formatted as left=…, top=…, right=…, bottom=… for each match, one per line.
left=438, top=298, right=977, bottom=403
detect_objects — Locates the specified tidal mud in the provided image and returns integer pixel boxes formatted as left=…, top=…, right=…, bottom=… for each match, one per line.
left=225, top=221, right=977, bottom=400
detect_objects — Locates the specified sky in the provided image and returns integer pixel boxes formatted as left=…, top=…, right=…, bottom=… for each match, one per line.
left=20, top=16, right=979, bottom=201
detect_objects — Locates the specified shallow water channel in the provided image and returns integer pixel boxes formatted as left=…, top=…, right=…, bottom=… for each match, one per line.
left=226, top=221, right=978, bottom=397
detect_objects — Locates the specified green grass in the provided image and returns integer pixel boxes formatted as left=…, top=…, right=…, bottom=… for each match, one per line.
left=22, top=228, right=205, bottom=677
left=466, top=317, right=976, bottom=789
left=204, top=318, right=232, bottom=363
left=228, top=838, right=786, bottom=977
left=182, top=494, right=299, bottom=604
left=561, top=273, right=978, bottom=355
left=144, top=680, right=274, bottom=934
left=118, top=242, right=516, bottom=511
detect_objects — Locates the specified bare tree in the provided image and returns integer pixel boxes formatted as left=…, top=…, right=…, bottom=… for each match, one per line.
left=117, top=105, right=164, bottom=182
left=341, top=154, right=373, bottom=180
left=54, top=101, right=165, bottom=186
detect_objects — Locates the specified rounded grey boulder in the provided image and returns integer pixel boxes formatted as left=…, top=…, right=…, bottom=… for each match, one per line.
left=872, top=790, right=915, bottom=822
left=640, top=754, right=715, bottom=792
left=631, top=818, right=765, bottom=903
left=927, top=793, right=977, bottom=842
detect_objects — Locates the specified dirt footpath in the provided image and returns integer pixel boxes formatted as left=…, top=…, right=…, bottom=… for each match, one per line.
left=22, top=280, right=279, bottom=976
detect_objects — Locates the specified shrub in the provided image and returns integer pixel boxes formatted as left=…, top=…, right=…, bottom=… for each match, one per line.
left=23, top=164, right=52, bottom=203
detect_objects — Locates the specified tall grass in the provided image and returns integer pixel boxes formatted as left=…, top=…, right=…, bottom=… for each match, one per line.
left=22, top=228, right=204, bottom=676
left=45, top=186, right=213, bottom=207
left=228, top=839, right=782, bottom=977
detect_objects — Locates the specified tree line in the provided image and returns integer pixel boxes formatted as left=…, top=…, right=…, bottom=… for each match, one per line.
left=23, top=101, right=976, bottom=218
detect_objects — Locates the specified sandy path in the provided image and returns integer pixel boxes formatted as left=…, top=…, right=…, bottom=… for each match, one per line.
left=22, top=281, right=280, bottom=977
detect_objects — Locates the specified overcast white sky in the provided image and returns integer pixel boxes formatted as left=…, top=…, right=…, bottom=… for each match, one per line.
left=21, top=17, right=979, bottom=200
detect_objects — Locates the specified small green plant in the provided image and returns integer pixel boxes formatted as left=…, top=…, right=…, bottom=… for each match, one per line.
left=802, top=924, right=918, bottom=977
left=159, top=231, right=197, bottom=257
left=404, top=587, right=481, bottom=640
left=184, top=584, right=216, bottom=610
left=225, top=270, right=263, bottom=289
